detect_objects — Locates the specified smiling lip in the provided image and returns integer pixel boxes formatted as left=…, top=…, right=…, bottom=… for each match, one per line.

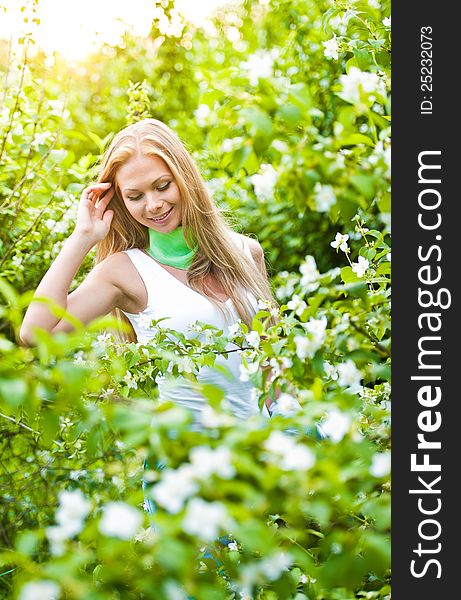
left=147, top=207, right=173, bottom=223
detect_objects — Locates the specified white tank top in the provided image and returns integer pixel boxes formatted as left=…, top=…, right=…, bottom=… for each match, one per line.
left=120, top=236, right=269, bottom=426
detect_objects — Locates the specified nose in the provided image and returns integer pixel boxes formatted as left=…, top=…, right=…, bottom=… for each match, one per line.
left=144, top=192, right=164, bottom=214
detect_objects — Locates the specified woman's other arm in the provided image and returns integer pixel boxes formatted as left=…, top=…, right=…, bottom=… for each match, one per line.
left=20, top=183, right=117, bottom=346
left=243, top=236, right=281, bottom=411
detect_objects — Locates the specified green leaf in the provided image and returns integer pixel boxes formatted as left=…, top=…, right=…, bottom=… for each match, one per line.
left=0, top=378, right=28, bottom=408
left=337, top=134, right=375, bottom=147
left=15, top=531, right=39, bottom=556
left=340, top=267, right=361, bottom=284
left=350, top=174, right=376, bottom=200
left=240, top=107, right=273, bottom=140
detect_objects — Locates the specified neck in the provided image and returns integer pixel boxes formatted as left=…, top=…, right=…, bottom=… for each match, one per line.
left=147, top=226, right=198, bottom=270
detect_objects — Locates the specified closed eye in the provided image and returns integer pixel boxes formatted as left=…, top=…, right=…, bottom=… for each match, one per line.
left=127, top=182, right=170, bottom=200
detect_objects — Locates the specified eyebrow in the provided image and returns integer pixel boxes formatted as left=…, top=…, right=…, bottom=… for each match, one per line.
left=122, top=174, right=170, bottom=193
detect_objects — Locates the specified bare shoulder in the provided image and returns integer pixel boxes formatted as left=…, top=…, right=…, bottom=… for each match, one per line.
left=234, top=232, right=264, bottom=261
left=93, top=251, right=133, bottom=285
left=95, top=250, right=146, bottom=312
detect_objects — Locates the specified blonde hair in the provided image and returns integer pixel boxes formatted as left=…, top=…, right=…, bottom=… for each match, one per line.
left=94, top=118, right=278, bottom=342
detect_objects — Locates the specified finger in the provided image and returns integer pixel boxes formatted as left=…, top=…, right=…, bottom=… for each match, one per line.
left=94, top=188, right=115, bottom=214
left=83, top=183, right=112, bottom=198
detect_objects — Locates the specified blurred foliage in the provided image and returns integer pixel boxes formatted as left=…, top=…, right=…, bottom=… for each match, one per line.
left=0, top=0, right=391, bottom=598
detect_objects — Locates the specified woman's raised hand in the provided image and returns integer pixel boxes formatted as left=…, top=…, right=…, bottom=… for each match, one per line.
left=75, top=182, right=115, bottom=244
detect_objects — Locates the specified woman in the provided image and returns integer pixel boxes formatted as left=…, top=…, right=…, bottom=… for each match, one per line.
left=20, top=117, right=279, bottom=447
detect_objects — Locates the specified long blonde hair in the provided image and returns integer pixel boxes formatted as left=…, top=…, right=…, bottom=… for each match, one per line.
left=94, top=118, right=278, bottom=342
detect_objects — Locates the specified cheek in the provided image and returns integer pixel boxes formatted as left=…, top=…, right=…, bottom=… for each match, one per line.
left=122, top=200, right=139, bottom=218
left=169, top=183, right=181, bottom=202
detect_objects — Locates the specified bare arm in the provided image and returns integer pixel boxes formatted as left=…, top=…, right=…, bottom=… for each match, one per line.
left=243, top=236, right=281, bottom=410
left=20, top=182, right=116, bottom=346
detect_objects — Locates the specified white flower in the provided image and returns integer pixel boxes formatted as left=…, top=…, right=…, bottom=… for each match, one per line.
left=177, top=356, right=195, bottom=374
left=339, top=67, right=386, bottom=105
left=269, top=358, right=281, bottom=378
left=337, top=359, right=362, bottom=393
left=249, top=163, right=278, bottom=201
left=287, top=294, right=307, bottom=316
left=55, top=489, right=91, bottom=537
left=294, top=335, right=310, bottom=360
left=152, top=465, right=199, bottom=513
left=240, top=51, right=274, bottom=85
left=321, top=409, right=351, bottom=442
left=73, top=351, right=86, bottom=365
left=370, top=452, right=391, bottom=477
left=189, top=446, right=236, bottom=480
left=329, top=10, right=356, bottom=34
left=246, top=331, right=261, bottom=349
left=299, top=255, right=320, bottom=291
left=45, top=525, right=68, bottom=557
left=221, top=137, right=243, bottom=153
left=382, top=17, right=391, bottom=28
left=304, top=316, right=327, bottom=339
left=205, top=177, right=224, bottom=196
left=203, top=329, right=215, bottom=345
left=69, top=469, right=87, bottom=481
left=313, top=182, right=336, bottom=212
left=272, top=139, right=289, bottom=152
left=49, top=99, right=64, bottom=116
left=123, top=371, right=138, bottom=390
left=182, top=498, right=230, bottom=541
left=98, top=502, right=143, bottom=540
left=330, top=232, right=349, bottom=252
left=134, top=525, right=156, bottom=543
left=257, top=299, right=270, bottom=310
left=12, top=123, right=23, bottom=136
left=264, top=431, right=316, bottom=471
left=12, top=254, right=23, bottom=267
left=322, top=36, right=339, bottom=60
left=19, top=580, right=60, bottom=600
left=201, top=405, right=234, bottom=428
left=281, top=444, right=316, bottom=470
left=194, top=103, right=211, bottom=127
left=352, top=256, right=370, bottom=278
left=239, top=360, right=259, bottom=382
left=294, top=316, right=328, bottom=359
left=32, top=132, right=50, bottom=148
left=53, top=220, right=70, bottom=235
left=264, top=430, right=294, bottom=454
left=0, top=106, right=10, bottom=125
left=260, top=551, right=293, bottom=580
left=281, top=357, right=293, bottom=370
left=95, top=331, right=112, bottom=344
left=323, top=361, right=338, bottom=380
left=270, top=393, right=302, bottom=417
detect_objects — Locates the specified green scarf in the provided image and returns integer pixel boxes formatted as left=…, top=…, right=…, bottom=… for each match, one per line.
left=147, top=226, right=198, bottom=270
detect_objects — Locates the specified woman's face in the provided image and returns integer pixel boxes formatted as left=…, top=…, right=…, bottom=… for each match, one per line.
left=116, top=153, right=182, bottom=232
